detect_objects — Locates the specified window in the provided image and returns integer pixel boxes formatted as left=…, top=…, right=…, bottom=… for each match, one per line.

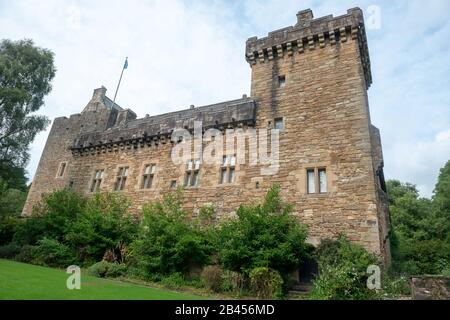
left=220, top=155, right=236, bottom=184
left=319, top=169, right=327, bottom=193
left=170, top=180, right=177, bottom=189
left=141, top=164, right=156, bottom=189
left=278, top=75, right=286, bottom=88
left=57, top=162, right=67, bottom=177
left=306, top=168, right=328, bottom=194
left=184, top=159, right=201, bottom=187
left=307, top=169, right=315, bottom=194
left=114, top=167, right=129, bottom=191
left=90, top=169, right=104, bottom=192
left=274, top=118, right=284, bottom=131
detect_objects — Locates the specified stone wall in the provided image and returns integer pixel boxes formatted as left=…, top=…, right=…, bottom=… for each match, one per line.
left=23, top=8, right=390, bottom=263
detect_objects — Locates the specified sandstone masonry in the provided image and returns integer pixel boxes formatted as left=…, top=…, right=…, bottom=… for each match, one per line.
left=23, top=8, right=391, bottom=265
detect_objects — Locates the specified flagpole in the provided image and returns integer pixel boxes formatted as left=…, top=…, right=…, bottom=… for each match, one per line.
left=112, top=57, right=127, bottom=106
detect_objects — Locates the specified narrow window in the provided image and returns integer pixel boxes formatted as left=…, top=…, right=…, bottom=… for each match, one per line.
left=318, top=168, right=327, bottom=193
left=274, top=118, right=284, bottom=131
left=229, top=156, right=236, bottom=183
left=307, top=169, right=316, bottom=194
left=278, top=75, right=286, bottom=88
left=142, top=164, right=156, bottom=189
left=57, top=162, right=67, bottom=177
left=220, top=155, right=237, bottom=184
left=115, top=167, right=129, bottom=191
left=90, top=169, right=104, bottom=192
left=184, top=159, right=200, bottom=187
left=170, top=180, right=177, bottom=189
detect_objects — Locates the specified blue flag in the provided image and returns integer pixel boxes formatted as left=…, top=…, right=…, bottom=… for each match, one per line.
left=123, top=57, right=128, bottom=69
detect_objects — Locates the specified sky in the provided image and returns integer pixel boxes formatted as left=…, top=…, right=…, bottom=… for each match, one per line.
left=1, top=0, right=449, bottom=198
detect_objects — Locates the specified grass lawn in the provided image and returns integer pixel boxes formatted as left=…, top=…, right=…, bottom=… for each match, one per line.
left=0, top=259, right=205, bottom=300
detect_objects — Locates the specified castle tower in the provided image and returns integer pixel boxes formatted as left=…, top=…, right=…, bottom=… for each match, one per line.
left=246, top=8, right=390, bottom=263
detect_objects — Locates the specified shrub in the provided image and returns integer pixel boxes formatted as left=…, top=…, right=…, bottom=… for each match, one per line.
left=88, top=261, right=127, bottom=278
left=217, top=185, right=311, bottom=276
left=15, top=245, right=37, bottom=263
left=201, top=265, right=223, bottom=292
left=160, top=273, right=186, bottom=289
left=249, top=267, right=283, bottom=299
left=130, top=191, right=211, bottom=277
left=32, top=238, right=74, bottom=267
left=309, top=235, right=380, bottom=300
left=0, top=243, right=21, bottom=259
left=221, top=270, right=245, bottom=295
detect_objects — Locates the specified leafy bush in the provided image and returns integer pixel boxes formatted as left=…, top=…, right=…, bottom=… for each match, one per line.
left=88, top=261, right=127, bottom=278
left=15, top=245, right=37, bottom=263
left=382, top=275, right=411, bottom=298
left=0, top=243, right=21, bottom=259
left=65, top=192, right=138, bottom=264
left=11, top=189, right=139, bottom=267
left=160, top=273, right=186, bottom=289
left=249, top=267, right=283, bottom=300
left=217, top=185, right=310, bottom=276
left=309, top=235, right=380, bottom=300
left=201, top=265, right=223, bottom=292
left=32, top=238, right=74, bottom=267
left=130, top=191, right=211, bottom=277
left=220, top=270, right=245, bottom=295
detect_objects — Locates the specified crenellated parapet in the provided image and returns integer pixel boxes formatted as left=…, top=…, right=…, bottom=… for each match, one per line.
left=245, top=8, right=372, bottom=88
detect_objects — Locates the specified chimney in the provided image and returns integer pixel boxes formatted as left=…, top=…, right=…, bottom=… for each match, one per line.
left=93, top=86, right=107, bottom=100
left=296, top=9, right=314, bottom=28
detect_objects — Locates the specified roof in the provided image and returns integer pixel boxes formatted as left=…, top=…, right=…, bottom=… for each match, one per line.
left=71, top=97, right=256, bottom=150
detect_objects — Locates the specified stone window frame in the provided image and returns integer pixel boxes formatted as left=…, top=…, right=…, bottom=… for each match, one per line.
left=90, top=169, right=104, bottom=193
left=139, top=163, right=157, bottom=190
left=56, top=161, right=68, bottom=178
left=305, top=166, right=330, bottom=196
left=219, top=154, right=237, bottom=185
left=184, top=159, right=201, bottom=188
left=274, top=117, right=285, bottom=132
left=278, top=75, right=286, bottom=88
left=114, top=166, right=130, bottom=192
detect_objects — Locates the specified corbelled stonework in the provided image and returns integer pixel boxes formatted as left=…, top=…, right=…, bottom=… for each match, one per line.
left=23, top=8, right=391, bottom=265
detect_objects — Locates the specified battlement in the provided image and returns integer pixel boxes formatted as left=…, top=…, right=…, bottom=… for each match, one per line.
left=70, top=97, right=256, bottom=155
left=245, top=8, right=372, bottom=88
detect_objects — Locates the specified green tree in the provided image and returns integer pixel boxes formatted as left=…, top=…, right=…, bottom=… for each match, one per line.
left=0, top=39, right=55, bottom=180
left=217, top=185, right=311, bottom=277
left=433, top=160, right=450, bottom=216
left=387, top=177, right=450, bottom=275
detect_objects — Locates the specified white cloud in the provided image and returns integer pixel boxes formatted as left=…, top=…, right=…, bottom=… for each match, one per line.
left=1, top=0, right=449, bottom=199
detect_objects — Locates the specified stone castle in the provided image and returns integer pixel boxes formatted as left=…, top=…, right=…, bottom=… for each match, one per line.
left=23, top=8, right=391, bottom=264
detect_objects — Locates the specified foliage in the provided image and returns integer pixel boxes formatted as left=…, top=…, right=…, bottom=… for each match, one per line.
left=32, top=238, right=74, bottom=267
left=11, top=189, right=139, bottom=267
left=65, top=192, right=138, bottom=264
left=387, top=176, right=450, bottom=275
left=201, top=265, right=223, bottom=293
left=0, top=179, right=26, bottom=245
left=0, top=39, right=55, bottom=169
left=220, top=270, right=245, bottom=295
left=0, top=243, right=21, bottom=259
left=217, top=185, right=310, bottom=276
left=249, top=267, right=283, bottom=300
left=433, top=160, right=450, bottom=214
left=160, top=273, right=186, bottom=289
left=15, top=245, right=37, bottom=264
left=130, top=190, right=212, bottom=277
left=310, top=235, right=380, bottom=300
left=88, top=261, right=127, bottom=278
